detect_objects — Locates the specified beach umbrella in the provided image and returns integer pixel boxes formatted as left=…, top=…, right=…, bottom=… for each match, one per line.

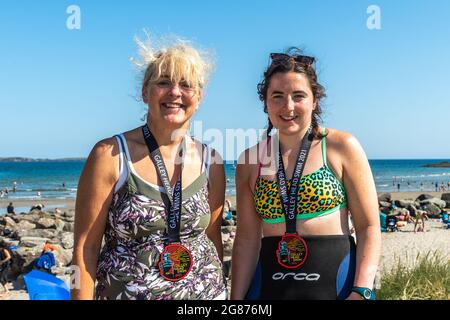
left=24, top=269, right=70, bottom=300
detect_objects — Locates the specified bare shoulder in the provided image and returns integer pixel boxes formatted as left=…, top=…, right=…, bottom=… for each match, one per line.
left=324, top=128, right=365, bottom=156
left=91, top=137, right=118, bottom=160
left=236, top=141, right=265, bottom=186
left=85, top=136, right=120, bottom=183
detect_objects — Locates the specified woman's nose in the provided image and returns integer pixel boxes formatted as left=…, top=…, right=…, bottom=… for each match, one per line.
left=283, top=96, right=295, bottom=110
left=168, top=84, right=182, bottom=96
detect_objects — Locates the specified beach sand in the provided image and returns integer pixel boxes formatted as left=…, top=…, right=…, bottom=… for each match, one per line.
left=0, top=198, right=75, bottom=214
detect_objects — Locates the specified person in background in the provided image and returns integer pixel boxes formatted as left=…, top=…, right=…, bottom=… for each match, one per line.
left=0, top=241, right=12, bottom=296
left=7, top=202, right=15, bottom=215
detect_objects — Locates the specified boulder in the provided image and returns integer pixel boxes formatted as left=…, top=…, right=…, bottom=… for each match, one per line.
left=3, top=217, right=17, bottom=229
left=59, top=232, right=74, bottom=249
left=54, top=218, right=66, bottom=232
left=394, top=199, right=416, bottom=208
left=19, top=236, right=50, bottom=248
left=378, top=193, right=392, bottom=202
left=14, top=220, right=36, bottom=231
left=64, top=210, right=75, bottom=218
left=15, top=228, right=59, bottom=240
left=420, top=203, right=441, bottom=218
left=378, top=201, right=391, bottom=208
left=63, top=222, right=74, bottom=232
left=441, top=193, right=450, bottom=208
left=420, top=198, right=447, bottom=209
left=406, top=204, right=417, bottom=216
left=36, top=217, right=56, bottom=229
left=416, top=194, right=433, bottom=201
left=55, top=247, right=73, bottom=267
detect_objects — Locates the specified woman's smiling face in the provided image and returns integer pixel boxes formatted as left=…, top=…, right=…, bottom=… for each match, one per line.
left=144, top=76, right=202, bottom=127
left=266, top=71, right=316, bottom=136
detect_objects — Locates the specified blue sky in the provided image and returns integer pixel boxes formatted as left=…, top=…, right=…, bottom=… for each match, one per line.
left=1, top=0, right=449, bottom=160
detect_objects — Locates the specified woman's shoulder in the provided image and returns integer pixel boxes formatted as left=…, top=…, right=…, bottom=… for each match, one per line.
left=237, top=140, right=267, bottom=167
left=323, top=127, right=362, bottom=154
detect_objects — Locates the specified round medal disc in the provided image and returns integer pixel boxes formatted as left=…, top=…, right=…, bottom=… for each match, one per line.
left=276, top=233, right=308, bottom=268
left=158, top=243, right=193, bottom=281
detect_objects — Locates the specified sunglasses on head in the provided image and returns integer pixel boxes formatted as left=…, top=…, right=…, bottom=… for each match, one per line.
left=270, top=53, right=315, bottom=66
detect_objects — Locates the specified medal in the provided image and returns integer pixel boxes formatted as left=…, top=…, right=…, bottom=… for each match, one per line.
left=142, top=125, right=193, bottom=281
left=276, top=233, right=308, bottom=268
left=158, top=243, right=193, bottom=281
left=275, top=126, right=313, bottom=268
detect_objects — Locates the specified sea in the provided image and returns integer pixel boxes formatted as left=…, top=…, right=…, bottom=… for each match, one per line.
left=1, top=159, right=450, bottom=213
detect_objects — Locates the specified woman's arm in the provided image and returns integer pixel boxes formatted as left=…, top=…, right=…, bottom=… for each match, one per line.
left=0, top=249, right=11, bottom=265
left=340, top=133, right=381, bottom=298
left=205, top=149, right=225, bottom=261
left=230, top=149, right=262, bottom=300
left=71, top=138, right=119, bottom=300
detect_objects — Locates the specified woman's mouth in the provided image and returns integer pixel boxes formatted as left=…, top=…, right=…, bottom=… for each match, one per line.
left=279, top=115, right=298, bottom=121
left=162, top=102, right=185, bottom=109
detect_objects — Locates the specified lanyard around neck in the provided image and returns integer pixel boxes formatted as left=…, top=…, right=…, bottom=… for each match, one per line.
left=142, top=124, right=186, bottom=243
left=276, top=125, right=313, bottom=234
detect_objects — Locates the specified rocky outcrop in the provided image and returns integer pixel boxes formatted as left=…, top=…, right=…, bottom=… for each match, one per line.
left=0, top=209, right=76, bottom=281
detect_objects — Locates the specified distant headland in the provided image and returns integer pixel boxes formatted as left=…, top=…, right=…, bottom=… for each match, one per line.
left=422, top=161, right=450, bottom=168
left=0, top=157, right=86, bottom=162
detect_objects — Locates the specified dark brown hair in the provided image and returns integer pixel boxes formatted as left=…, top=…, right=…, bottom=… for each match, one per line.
left=257, top=47, right=326, bottom=139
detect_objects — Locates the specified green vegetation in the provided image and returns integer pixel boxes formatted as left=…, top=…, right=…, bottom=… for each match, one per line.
left=377, top=251, right=450, bottom=300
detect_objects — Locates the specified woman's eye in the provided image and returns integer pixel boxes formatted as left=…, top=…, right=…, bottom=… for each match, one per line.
left=157, top=80, right=171, bottom=87
left=293, top=95, right=305, bottom=100
left=180, top=81, right=192, bottom=89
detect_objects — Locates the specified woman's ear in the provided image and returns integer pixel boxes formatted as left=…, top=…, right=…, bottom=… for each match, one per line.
left=142, top=85, right=148, bottom=104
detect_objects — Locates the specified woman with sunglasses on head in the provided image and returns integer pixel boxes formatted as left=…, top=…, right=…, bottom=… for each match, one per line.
left=72, top=35, right=227, bottom=300
left=231, top=48, right=381, bottom=300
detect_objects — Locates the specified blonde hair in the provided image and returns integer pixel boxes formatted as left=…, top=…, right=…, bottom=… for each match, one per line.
left=131, top=31, right=214, bottom=94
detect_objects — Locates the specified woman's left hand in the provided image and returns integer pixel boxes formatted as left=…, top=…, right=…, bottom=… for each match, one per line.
left=345, top=292, right=364, bottom=300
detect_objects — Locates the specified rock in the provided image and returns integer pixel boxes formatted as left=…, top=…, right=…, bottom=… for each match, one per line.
left=394, top=199, right=416, bottom=208
left=3, top=217, right=17, bottom=228
left=222, top=219, right=235, bottom=226
left=59, top=232, right=74, bottom=249
left=378, top=193, right=392, bottom=202
left=15, top=229, right=59, bottom=240
left=14, top=220, right=36, bottom=231
left=379, top=201, right=391, bottom=208
left=19, top=236, right=50, bottom=248
left=16, top=213, right=41, bottom=224
left=416, top=194, right=433, bottom=201
left=406, top=204, right=417, bottom=216
left=63, top=222, right=74, bottom=232
left=441, top=193, right=450, bottom=208
left=222, top=233, right=230, bottom=242
left=64, top=210, right=75, bottom=218
left=420, top=198, right=447, bottom=209
left=420, top=203, right=441, bottom=218
left=54, top=248, right=73, bottom=267
left=54, top=218, right=66, bottom=232
left=223, top=241, right=233, bottom=260
left=36, top=217, right=56, bottom=229
left=221, top=226, right=236, bottom=235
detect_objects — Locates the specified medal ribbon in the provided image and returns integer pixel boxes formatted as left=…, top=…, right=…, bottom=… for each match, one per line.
left=142, top=124, right=186, bottom=243
left=276, top=125, right=313, bottom=234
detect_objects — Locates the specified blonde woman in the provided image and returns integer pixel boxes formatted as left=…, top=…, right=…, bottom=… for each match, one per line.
left=72, top=36, right=227, bottom=300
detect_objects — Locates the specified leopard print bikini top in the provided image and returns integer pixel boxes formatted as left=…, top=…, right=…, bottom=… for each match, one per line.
left=253, top=128, right=347, bottom=224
